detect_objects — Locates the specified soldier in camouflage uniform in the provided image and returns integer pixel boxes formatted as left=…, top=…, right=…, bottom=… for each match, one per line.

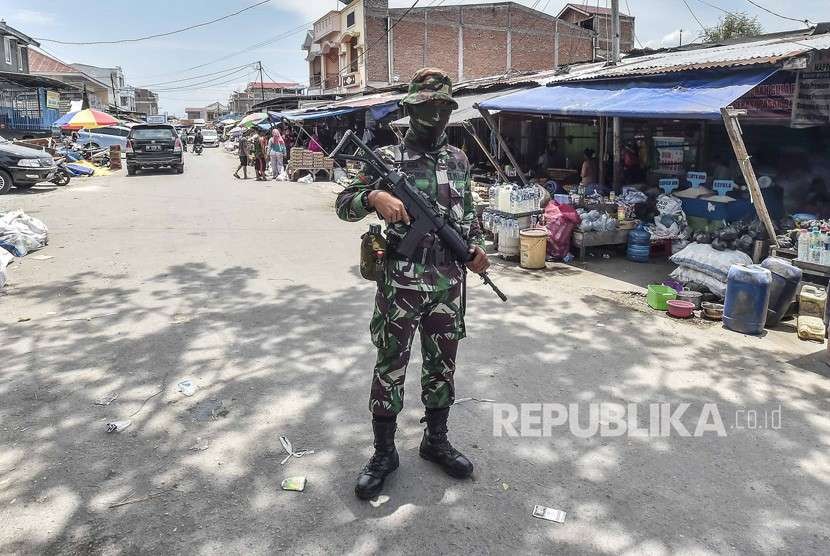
left=336, top=68, right=489, bottom=500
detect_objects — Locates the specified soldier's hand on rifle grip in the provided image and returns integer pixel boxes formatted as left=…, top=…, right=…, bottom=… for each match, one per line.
left=368, top=190, right=411, bottom=225
left=466, top=246, right=490, bottom=274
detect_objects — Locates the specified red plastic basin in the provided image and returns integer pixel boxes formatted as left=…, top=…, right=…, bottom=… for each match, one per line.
left=667, top=299, right=695, bottom=318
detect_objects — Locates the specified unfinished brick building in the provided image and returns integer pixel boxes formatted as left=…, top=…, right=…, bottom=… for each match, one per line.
left=303, top=1, right=614, bottom=95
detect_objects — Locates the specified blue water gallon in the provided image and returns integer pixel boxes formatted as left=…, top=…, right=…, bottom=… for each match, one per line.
left=627, top=224, right=651, bottom=263
left=723, top=264, right=772, bottom=335
left=760, top=257, right=802, bottom=327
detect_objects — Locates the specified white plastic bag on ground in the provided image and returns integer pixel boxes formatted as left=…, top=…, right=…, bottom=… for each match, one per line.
left=297, top=174, right=314, bottom=184
left=0, top=248, right=13, bottom=288
left=276, top=170, right=288, bottom=181
left=0, top=210, right=48, bottom=257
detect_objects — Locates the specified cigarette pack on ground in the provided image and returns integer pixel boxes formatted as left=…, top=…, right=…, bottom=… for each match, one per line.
left=281, top=477, right=307, bottom=492
left=532, top=504, right=566, bottom=523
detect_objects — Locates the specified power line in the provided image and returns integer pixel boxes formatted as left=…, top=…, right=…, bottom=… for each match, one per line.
left=743, top=0, right=812, bottom=26
left=150, top=68, right=255, bottom=92
left=624, top=0, right=644, bottom=49
left=690, top=0, right=732, bottom=15
left=332, top=0, right=420, bottom=81
left=35, top=0, right=273, bottom=45
left=135, top=21, right=313, bottom=80
left=681, top=0, right=708, bottom=33
left=137, top=63, right=256, bottom=88
left=261, top=66, right=303, bottom=88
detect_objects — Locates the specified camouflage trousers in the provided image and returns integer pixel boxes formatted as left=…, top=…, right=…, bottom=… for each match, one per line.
left=369, top=281, right=466, bottom=417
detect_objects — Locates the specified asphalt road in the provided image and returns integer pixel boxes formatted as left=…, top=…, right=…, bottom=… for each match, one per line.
left=1, top=148, right=828, bottom=555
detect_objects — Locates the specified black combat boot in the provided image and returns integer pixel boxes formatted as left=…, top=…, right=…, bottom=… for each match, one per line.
left=354, top=417, right=399, bottom=500
left=419, top=407, right=474, bottom=479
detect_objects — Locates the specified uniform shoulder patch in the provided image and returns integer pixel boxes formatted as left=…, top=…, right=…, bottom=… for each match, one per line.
left=444, top=144, right=470, bottom=170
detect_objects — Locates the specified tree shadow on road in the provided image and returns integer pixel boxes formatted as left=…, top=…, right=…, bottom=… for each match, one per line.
left=0, top=262, right=829, bottom=554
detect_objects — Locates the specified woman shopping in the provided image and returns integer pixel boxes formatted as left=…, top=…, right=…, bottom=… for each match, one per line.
left=268, top=128, right=286, bottom=179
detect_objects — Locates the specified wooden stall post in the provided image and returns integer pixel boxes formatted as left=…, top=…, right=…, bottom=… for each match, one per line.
left=720, top=107, right=778, bottom=247
left=477, top=107, right=530, bottom=186
left=461, top=121, right=511, bottom=183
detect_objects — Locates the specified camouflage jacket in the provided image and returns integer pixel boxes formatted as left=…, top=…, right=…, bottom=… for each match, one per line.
left=335, top=141, right=483, bottom=292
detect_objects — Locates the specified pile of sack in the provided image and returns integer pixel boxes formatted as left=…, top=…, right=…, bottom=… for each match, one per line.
left=690, top=220, right=766, bottom=255
left=647, top=194, right=689, bottom=240
left=669, top=242, right=752, bottom=298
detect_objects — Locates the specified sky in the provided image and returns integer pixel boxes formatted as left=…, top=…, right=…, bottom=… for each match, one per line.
left=2, top=0, right=829, bottom=116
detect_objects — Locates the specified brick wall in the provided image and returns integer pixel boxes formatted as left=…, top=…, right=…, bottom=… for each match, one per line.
left=385, top=2, right=595, bottom=83
left=463, top=28, right=508, bottom=78
left=390, top=13, right=427, bottom=84
left=426, top=21, right=459, bottom=80
left=364, top=14, right=389, bottom=84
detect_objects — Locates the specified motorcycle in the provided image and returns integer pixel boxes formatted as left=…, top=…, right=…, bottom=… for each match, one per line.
left=194, top=143, right=203, bottom=155
left=50, top=157, right=71, bottom=187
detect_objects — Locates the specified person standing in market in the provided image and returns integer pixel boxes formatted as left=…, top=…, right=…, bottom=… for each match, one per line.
left=268, top=128, right=286, bottom=179
left=252, top=130, right=267, bottom=180
left=336, top=68, right=489, bottom=501
left=233, top=133, right=250, bottom=179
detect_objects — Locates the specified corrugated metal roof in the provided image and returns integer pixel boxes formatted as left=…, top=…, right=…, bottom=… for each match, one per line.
left=546, top=32, right=830, bottom=82
left=454, top=31, right=830, bottom=94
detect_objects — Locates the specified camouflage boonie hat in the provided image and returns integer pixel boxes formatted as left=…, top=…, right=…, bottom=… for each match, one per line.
left=401, top=67, right=458, bottom=109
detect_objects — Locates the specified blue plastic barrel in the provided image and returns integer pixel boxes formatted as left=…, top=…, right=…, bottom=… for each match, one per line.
left=760, top=257, right=802, bottom=327
left=723, top=264, right=772, bottom=335
left=627, top=224, right=651, bottom=263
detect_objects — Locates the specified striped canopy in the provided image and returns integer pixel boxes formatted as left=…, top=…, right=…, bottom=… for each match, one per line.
left=238, top=112, right=268, bottom=128
left=53, top=109, right=119, bottom=130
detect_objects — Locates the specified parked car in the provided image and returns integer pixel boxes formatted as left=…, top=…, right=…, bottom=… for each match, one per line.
left=201, top=129, right=219, bottom=147
left=0, top=135, right=56, bottom=194
left=125, top=124, right=184, bottom=175
left=76, top=125, right=131, bottom=150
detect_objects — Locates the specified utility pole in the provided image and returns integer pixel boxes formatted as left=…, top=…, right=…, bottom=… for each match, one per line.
left=679, top=29, right=683, bottom=47
left=611, top=0, right=622, bottom=191
left=258, top=61, right=265, bottom=104
left=110, top=71, right=118, bottom=116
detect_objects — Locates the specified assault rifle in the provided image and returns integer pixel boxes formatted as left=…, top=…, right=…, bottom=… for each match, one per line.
left=330, top=130, right=507, bottom=302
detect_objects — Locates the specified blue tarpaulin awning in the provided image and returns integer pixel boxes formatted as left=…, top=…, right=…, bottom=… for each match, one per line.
left=284, top=108, right=357, bottom=122
left=477, top=70, right=778, bottom=120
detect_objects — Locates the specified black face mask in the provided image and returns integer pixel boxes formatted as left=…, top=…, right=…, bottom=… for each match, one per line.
left=406, top=103, right=453, bottom=150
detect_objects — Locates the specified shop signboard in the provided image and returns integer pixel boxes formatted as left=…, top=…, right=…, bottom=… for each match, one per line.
left=791, top=50, right=830, bottom=128
left=654, top=137, right=685, bottom=175
left=732, top=72, right=795, bottom=122
left=46, top=90, right=60, bottom=110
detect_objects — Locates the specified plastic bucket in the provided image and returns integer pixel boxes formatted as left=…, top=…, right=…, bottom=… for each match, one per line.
left=647, top=284, right=677, bottom=310
left=520, top=228, right=548, bottom=269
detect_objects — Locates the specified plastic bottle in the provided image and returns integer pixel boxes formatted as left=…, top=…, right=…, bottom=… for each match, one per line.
left=797, top=229, right=810, bottom=261
left=810, top=227, right=822, bottom=263
left=822, top=233, right=830, bottom=266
